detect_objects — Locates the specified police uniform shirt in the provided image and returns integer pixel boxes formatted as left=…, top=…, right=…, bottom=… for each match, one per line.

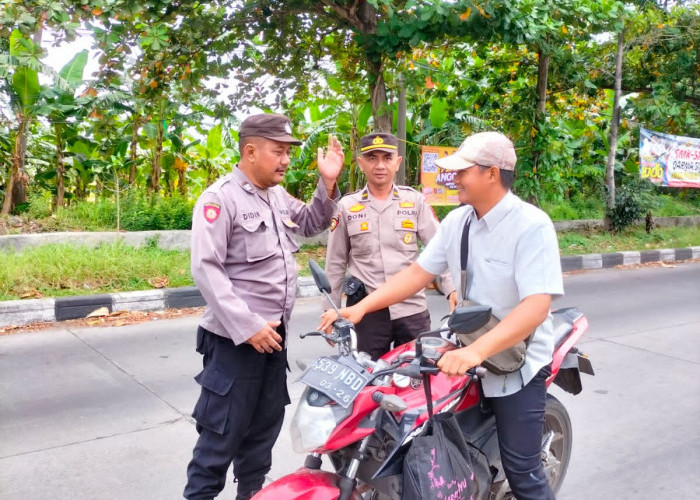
left=191, top=166, right=340, bottom=345
left=417, top=191, right=564, bottom=397
left=326, top=184, right=455, bottom=320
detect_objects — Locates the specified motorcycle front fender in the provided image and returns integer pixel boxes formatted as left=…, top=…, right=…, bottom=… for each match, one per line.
left=252, top=468, right=362, bottom=500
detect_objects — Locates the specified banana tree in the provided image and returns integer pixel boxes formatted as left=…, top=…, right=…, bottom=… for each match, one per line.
left=162, top=121, right=200, bottom=196
left=35, top=49, right=90, bottom=207
left=1, top=30, right=42, bottom=214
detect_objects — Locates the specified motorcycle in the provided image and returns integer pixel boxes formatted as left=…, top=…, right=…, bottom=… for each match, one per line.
left=253, top=260, right=594, bottom=500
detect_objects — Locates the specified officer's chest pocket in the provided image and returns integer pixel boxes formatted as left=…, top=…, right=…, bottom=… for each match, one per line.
left=280, top=219, right=301, bottom=253
left=241, top=217, right=278, bottom=262
left=347, top=219, right=377, bottom=256
left=393, top=218, right=418, bottom=252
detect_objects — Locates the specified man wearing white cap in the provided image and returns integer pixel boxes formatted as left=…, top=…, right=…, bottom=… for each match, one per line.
left=320, top=131, right=564, bottom=499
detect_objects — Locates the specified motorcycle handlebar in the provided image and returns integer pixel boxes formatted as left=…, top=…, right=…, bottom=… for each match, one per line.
left=299, top=331, right=326, bottom=339
left=395, top=363, right=486, bottom=380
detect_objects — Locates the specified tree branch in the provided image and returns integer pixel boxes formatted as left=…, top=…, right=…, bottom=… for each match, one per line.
left=318, top=0, right=364, bottom=31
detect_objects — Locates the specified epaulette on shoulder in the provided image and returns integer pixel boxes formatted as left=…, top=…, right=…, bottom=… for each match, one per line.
left=206, top=174, right=232, bottom=194
left=397, top=185, right=418, bottom=193
left=340, top=188, right=364, bottom=203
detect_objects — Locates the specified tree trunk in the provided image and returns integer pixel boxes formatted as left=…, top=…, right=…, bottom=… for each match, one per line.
left=367, top=57, right=392, bottom=133
left=528, top=48, right=550, bottom=206
left=178, top=170, right=187, bottom=196
left=149, top=119, right=164, bottom=193
left=397, top=75, right=407, bottom=185
left=54, top=123, right=66, bottom=208
left=129, top=114, right=142, bottom=185
left=535, top=49, right=550, bottom=116
left=2, top=116, right=30, bottom=215
left=604, top=30, right=624, bottom=231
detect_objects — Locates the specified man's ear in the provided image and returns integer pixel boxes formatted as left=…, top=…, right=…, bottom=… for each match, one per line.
left=243, top=140, right=257, bottom=161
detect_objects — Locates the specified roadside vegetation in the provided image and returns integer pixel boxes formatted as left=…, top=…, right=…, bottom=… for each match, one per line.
left=2, top=227, right=698, bottom=302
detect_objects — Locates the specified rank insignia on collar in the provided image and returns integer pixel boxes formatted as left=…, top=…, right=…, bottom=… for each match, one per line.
left=403, top=233, right=414, bottom=244
left=242, top=182, right=255, bottom=193
left=399, top=201, right=415, bottom=208
left=361, top=191, right=369, bottom=201
left=393, top=188, right=399, bottom=198
left=203, top=203, right=221, bottom=223
left=360, top=221, right=369, bottom=231
left=330, top=215, right=339, bottom=232
left=401, top=219, right=415, bottom=229
left=349, top=204, right=365, bottom=213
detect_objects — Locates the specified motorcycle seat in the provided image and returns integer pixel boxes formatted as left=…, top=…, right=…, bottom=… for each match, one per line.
left=551, top=307, right=583, bottom=348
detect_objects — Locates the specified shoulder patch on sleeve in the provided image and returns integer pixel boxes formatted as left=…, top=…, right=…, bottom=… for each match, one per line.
left=330, top=214, right=340, bottom=232
left=203, top=203, right=221, bottom=223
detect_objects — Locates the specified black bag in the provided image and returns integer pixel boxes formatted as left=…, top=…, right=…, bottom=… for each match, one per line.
left=402, top=412, right=479, bottom=500
left=403, top=367, right=479, bottom=500
left=343, top=276, right=368, bottom=307
left=456, top=220, right=528, bottom=375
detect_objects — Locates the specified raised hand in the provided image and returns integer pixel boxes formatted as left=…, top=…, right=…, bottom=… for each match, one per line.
left=317, top=134, right=345, bottom=191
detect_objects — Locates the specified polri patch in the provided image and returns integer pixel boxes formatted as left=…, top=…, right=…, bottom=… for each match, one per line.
left=330, top=215, right=339, bottom=232
left=203, top=203, right=221, bottom=223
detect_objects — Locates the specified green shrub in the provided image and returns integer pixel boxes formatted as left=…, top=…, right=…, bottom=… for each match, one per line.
left=543, top=193, right=605, bottom=221
left=606, top=177, right=656, bottom=232
left=432, top=204, right=460, bottom=221
left=119, top=193, right=194, bottom=230
left=47, top=193, right=195, bottom=231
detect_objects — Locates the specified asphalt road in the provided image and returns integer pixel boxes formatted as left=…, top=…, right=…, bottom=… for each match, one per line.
left=1, top=262, right=699, bottom=500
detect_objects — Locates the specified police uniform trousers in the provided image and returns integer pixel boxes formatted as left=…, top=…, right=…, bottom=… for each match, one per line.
left=184, top=325, right=290, bottom=500
left=354, top=308, right=431, bottom=360
left=487, top=365, right=556, bottom=500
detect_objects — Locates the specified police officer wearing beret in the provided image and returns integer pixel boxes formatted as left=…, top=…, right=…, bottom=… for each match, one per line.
left=325, top=132, right=456, bottom=360
left=183, top=113, right=344, bottom=500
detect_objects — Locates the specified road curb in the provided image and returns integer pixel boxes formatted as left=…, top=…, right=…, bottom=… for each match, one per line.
left=2, top=246, right=699, bottom=329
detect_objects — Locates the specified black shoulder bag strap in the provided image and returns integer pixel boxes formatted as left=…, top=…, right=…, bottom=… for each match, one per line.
left=460, top=218, right=471, bottom=302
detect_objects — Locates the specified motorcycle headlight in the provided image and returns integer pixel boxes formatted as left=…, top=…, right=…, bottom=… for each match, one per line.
left=290, top=390, right=349, bottom=453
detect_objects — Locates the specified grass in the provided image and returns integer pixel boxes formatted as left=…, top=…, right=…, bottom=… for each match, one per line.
left=558, top=226, right=700, bottom=256
left=1, top=226, right=698, bottom=301
left=541, top=193, right=699, bottom=221
left=0, top=242, right=193, bottom=301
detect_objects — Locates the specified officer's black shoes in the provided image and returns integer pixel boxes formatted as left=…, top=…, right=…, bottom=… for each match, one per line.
left=235, top=488, right=261, bottom=500
left=235, top=481, right=263, bottom=500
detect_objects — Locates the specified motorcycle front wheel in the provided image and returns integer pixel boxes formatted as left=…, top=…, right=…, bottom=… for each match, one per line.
left=542, top=393, right=573, bottom=493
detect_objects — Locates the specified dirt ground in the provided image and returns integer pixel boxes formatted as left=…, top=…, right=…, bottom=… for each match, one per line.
left=0, top=307, right=205, bottom=336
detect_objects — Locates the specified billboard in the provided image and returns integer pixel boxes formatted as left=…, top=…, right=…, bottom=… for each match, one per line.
left=420, top=145, right=459, bottom=205
left=640, top=128, right=700, bottom=188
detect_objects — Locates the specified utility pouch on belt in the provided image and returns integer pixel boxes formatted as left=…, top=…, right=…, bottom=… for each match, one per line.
left=457, top=220, right=528, bottom=376
left=344, top=276, right=368, bottom=307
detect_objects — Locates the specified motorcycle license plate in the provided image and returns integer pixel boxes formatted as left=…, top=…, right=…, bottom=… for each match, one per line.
left=299, top=357, right=369, bottom=408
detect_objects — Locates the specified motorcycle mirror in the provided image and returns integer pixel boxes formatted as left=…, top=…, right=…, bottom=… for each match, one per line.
left=308, top=259, right=332, bottom=294
left=448, top=304, right=492, bottom=333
